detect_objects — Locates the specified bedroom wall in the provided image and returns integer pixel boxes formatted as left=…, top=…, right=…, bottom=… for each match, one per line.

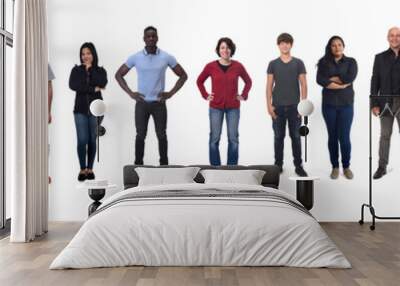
left=48, top=0, right=400, bottom=221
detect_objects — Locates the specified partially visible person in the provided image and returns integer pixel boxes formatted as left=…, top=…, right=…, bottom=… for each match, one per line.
left=317, top=36, right=358, bottom=180
left=48, top=64, right=55, bottom=184
left=69, top=42, right=108, bottom=181
left=197, top=37, right=252, bottom=166
left=370, top=27, right=400, bottom=180
left=48, top=64, right=55, bottom=124
left=266, top=33, right=308, bottom=177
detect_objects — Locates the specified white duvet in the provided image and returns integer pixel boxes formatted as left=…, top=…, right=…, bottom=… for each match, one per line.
left=50, top=183, right=351, bottom=269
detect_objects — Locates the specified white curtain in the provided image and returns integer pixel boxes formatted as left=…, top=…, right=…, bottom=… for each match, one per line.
left=9, top=0, right=48, bottom=242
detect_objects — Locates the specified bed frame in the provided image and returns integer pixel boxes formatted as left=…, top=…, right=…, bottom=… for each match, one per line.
left=123, top=165, right=280, bottom=190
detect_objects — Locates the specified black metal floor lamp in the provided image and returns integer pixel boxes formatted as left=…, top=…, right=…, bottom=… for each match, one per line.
left=359, top=94, right=400, bottom=230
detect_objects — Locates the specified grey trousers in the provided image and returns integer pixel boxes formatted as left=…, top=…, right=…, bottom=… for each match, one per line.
left=379, top=98, right=400, bottom=167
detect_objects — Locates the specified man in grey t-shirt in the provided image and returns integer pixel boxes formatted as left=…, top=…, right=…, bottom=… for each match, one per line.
left=267, top=57, right=306, bottom=106
left=266, top=33, right=308, bottom=177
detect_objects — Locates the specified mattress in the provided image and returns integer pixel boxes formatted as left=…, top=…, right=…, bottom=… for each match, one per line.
left=50, top=183, right=350, bottom=269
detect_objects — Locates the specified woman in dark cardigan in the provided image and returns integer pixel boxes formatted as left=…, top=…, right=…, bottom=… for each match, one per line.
left=69, top=42, right=107, bottom=181
left=316, top=36, right=358, bottom=180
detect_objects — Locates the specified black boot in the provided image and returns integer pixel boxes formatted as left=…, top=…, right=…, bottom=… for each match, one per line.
left=78, top=171, right=87, bottom=182
left=275, top=164, right=283, bottom=173
left=86, top=171, right=95, bottom=180
left=295, top=166, right=308, bottom=177
left=373, top=167, right=387, bottom=180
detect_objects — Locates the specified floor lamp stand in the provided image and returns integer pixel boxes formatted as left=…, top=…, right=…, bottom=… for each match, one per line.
left=359, top=95, right=400, bottom=230
left=97, top=117, right=100, bottom=162
left=299, top=116, right=309, bottom=163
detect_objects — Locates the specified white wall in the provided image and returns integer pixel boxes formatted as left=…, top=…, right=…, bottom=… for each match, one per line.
left=48, top=0, right=400, bottom=221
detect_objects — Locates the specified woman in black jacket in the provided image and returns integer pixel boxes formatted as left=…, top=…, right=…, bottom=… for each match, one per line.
left=316, top=36, right=358, bottom=180
left=69, top=42, right=107, bottom=181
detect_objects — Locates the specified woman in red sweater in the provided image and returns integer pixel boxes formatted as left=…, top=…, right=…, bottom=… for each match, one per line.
left=197, top=37, right=252, bottom=166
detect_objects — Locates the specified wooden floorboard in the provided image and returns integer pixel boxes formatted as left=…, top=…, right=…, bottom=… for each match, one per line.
left=0, top=222, right=399, bottom=286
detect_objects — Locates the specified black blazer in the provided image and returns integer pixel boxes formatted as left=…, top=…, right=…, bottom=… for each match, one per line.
left=69, top=64, right=108, bottom=114
left=370, top=49, right=399, bottom=109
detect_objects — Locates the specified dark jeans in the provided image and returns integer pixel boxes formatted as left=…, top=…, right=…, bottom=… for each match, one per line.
left=322, top=103, right=354, bottom=168
left=209, top=107, right=240, bottom=166
left=135, top=101, right=168, bottom=165
left=272, top=105, right=302, bottom=167
left=74, top=113, right=97, bottom=170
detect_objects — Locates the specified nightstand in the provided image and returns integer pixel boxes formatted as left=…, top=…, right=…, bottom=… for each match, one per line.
left=77, top=183, right=117, bottom=216
left=288, top=176, right=319, bottom=210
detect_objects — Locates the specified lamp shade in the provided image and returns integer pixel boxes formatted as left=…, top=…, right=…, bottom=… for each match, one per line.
left=297, top=99, right=314, bottom=116
left=90, top=99, right=106, bottom=117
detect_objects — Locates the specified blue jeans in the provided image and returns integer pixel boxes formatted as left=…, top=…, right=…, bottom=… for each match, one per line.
left=74, top=113, right=97, bottom=170
left=272, top=105, right=302, bottom=167
left=322, top=104, right=354, bottom=168
left=209, top=108, right=240, bottom=166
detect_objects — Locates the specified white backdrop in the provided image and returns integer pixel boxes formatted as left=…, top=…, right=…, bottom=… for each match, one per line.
left=48, top=0, right=400, bottom=221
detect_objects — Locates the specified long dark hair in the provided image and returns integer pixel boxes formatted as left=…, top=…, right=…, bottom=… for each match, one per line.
left=318, top=36, right=345, bottom=67
left=79, top=42, right=99, bottom=67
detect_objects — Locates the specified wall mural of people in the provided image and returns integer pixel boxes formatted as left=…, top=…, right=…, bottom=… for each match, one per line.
left=115, top=26, right=188, bottom=166
left=69, top=42, right=108, bottom=181
left=197, top=37, right=252, bottom=166
left=317, top=36, right=358, bottom=180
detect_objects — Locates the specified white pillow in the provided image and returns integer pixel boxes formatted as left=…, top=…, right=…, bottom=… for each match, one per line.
left=135, top=167, right=201, bottom=186
left=200, top=169, right=266, bottom=185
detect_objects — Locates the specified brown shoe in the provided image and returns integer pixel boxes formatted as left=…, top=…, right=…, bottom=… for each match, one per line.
left=330, top=168, right=339, bottom=179
left=343, top=168, right=354, bottom=180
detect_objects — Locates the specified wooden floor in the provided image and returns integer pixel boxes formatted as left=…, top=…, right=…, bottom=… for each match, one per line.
left=0, top=222, right=399, bottom=286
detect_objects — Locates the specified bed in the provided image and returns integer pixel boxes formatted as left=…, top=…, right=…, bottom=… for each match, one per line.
left=50, top=165, right=350, bottom=269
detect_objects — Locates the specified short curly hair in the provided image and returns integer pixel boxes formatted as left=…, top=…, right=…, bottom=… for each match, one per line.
left=215, top=37, right=236, bottom=57
left=144, top=26, right=157, bottom=34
